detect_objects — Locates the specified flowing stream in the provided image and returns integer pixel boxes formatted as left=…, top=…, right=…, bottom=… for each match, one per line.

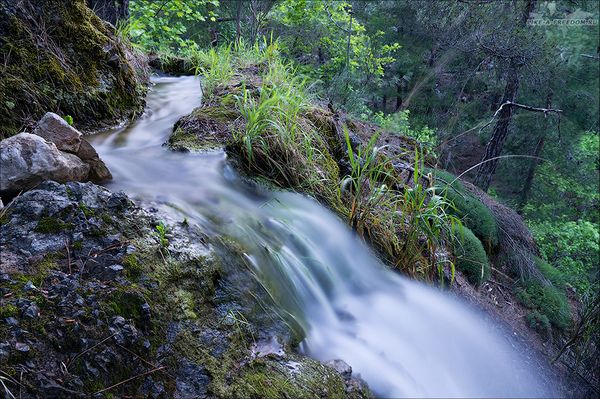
left=90, top=76, right=556, bottom=398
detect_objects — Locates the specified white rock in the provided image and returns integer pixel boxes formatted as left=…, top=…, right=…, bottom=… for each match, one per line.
left=0, top=133, right=89, bottom=193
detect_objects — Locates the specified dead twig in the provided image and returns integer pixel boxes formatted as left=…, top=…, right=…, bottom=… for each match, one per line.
left=93, top=366, right=165, bottom=395
left=64, top=238, right=72, bottom=275
left=115, top=344, right=174, bottom=379
left=66, top=333, right=117, bottom=370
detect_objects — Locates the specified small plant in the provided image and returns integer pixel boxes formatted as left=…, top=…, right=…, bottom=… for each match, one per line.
left=154, top=222, right=169, bottom=257
left=340, top=126, right=395, bottom=231
left=64, top=114, right=74, bottom=126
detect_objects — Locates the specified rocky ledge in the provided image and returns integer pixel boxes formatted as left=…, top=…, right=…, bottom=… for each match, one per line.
left=0, top=181, right=371, bottom=398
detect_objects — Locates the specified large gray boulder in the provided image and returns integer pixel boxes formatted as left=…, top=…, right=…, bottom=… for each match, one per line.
left=0, top=133, right=89, bottom=194
left=32, top=112, right=82, bottom=153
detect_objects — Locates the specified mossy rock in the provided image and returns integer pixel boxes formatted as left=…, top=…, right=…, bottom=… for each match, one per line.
left=432, top=169, right=499, bottom=251
left=0, top=0, right=146, bottom=138
left=229, top=357, right=349, bottom=399
left=168, top=105, right=239, bottom=151
left=452, top=225, right=490, bottom=285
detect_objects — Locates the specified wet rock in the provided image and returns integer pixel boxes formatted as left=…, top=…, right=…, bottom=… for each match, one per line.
left=0, top=133, right=90, bottom=194
left=0, top=181, right=373, bottom=399
left=326, top=359, right=353, bottom=378
left=109, top=316, right=142, bottom=346
left=23, top=303, right=40, bottom=319
left=15, top=342, right=30, bottom=352
left=251, top=336, right=285, bottom=359
left=106, top=264, right=124, bottom=278
left=174, top=359, right=209, bottom=399
left=141, top=377, right=168, bottom=398
left=75, top=140, right=112, bottom=182
left=0, top=342, right=10, bottom=362
left=33, top=112, right=82, bottom=153
left=23, top=281, right=37, bottom=292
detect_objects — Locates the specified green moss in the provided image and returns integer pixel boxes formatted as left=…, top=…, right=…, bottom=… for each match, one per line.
left=122, top=253, right=143, bottom=281
left=0, top=0, right=145, bottom=138
left=432, top=169, right=499, bottom=251
left=73, top=240, right=83, bottom=251
left=167, top=105, right=239, bottom=152
left=516, top=279, right=571, bottom=330
left=452, top=225, right=490, bottom=285
left=78, top=202, right=95, bottom=218
left=0, top=304, right=19, bottom=319
left=230, top=358, right=348, bottom=399
left=535, top=257, right=566, bottom=288
left=101, top=213, right=113, bottom=224
left=35, top=216, right=72, bottom=234
left=0, top=209, right=11, bottom=225
left=105, top=289, right=147, bottom=327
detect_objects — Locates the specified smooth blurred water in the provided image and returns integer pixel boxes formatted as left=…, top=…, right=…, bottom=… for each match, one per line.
left=90, top=76, right=556, bottom=398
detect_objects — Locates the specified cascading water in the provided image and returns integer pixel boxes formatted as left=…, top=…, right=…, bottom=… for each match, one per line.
left=90, top=76, right=557, bottom=398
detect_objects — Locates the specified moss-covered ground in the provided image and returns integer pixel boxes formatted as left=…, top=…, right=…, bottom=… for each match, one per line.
left=0, top=0, right=146, bottom=138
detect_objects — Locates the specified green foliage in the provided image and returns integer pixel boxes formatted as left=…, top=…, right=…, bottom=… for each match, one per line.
left=341, top=126, right=394, bottom=229
left=227, top=42, right=339, bottom=205
left=129, top=0, right=219, bottom=53
left=64, top=115, right=74, bottom=126
left=370, top=110, right=437, bottom=151
left=340, top=137, right=460, bottom=282
left=526, top=310, right=551, bottom=338
left=270, top=0, right=399, bottom=106
left=395, top=152, right=461, bottom=282
left=194, top=45, right=234, bottom=96
left=528, top=219, right=599, bottom=294
left=154, top=222, right=169, bottom=251
left=452, top=225, right=490, bottom=286
left=432, top=170, right=498, bottom=250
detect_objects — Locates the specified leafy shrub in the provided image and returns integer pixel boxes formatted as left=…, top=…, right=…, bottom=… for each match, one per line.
left=371, top=110, right=437, bottom=151
left=529, top=219, right=599, bottom=294
left=432, top=169, right=499, bottom=250
left=534, top=257, right=566, bottom=288
left=452, top=225, right=490, bottom=285
left=526, top=310, right=551, bottom=338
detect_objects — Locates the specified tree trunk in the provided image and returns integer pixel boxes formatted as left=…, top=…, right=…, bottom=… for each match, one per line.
left=86, top=0, right=129, bottom=25
left=473, top=63, right=520, bottom=191
left=473, top=0, right=536, bottom=191
left=518, top=91, right=553, bottom=211
left=395, top=83, right=402, bottom=110
left=235, top=0, right=242, bottom=42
